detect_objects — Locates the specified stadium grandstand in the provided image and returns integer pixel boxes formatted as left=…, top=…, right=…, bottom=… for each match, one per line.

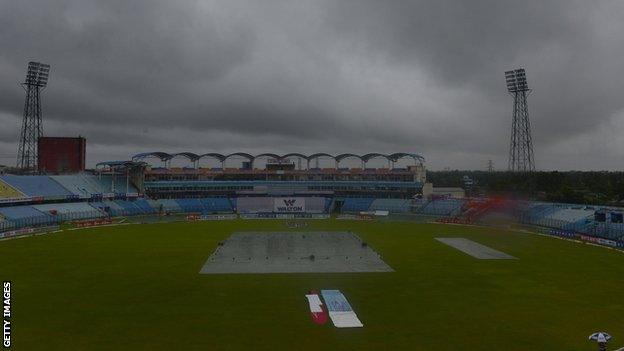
left=133, top=152, right=427, bottom=199
left=0, top=150, right=623, bottom=248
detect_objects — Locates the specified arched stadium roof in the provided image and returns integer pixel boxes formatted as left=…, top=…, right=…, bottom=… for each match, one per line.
left=131, top=152, right=424, bottom=164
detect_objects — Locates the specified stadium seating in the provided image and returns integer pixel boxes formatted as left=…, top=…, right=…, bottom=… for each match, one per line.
left=522, top=203, right=603, bottom=233
left=530, top=205, right=591, bottom=227
left=51, top=174, right=102, bottom=196
left=0, top=214, right=9, bottom=231
left=419, top=198, right=463, bottom=216
left=594, top=222, right=624, bottom=240
left=147, top=199, right=183, bottom=213
left=237, top=197, right=273, bottom=213
left=0, top=175, right=71, bottom=198
left=175, top=198, right=204, bottom=212
left=561, top=218, right=591, bottom=233
left=0, top=179, right=24, bottom=199
left=0, top=205, right=45, bottom=220
left=89, top=174, right=139, bottom=194
left=0, top=205, right=47, bottom=220
left=90, top=201, right=123, bottom=213
left=198, top=198, right=232, bottom=213
left=133, top=199, right=157, bottom=214
left=324, top=198, right=334, bottom=212
left=33, top=202, right=104, bottom=220
left=525, top=204, right=559, bottom=221
left=341, top=198, right=375, bottom=212
left=546, top=208, right=594, bottom=222
left=113, top=200, right=145, bottom=215
left=369, top=199, right=411, bottom=213
left=514, top=202, right=624, bottom=241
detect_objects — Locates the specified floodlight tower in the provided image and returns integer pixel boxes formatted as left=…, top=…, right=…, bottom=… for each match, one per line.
left=505, top=68, right=535, bottom=172
left=17, top=61, right=50, bottom=171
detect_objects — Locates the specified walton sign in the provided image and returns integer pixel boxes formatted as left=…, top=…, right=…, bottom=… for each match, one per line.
left=274, top=197, right=305, bottom=213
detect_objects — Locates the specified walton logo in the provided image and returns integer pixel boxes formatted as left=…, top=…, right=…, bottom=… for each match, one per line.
left=275, top=198, right=304, bottom=212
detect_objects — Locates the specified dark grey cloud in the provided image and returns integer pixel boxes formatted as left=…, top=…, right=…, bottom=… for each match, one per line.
left=0, top=0, right=623, bottom=170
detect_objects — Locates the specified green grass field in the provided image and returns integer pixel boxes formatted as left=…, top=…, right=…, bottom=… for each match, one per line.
left=1, top=219, right=623, bottom=350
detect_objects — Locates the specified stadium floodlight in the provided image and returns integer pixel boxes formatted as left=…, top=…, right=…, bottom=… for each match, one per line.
left=26, top=61, right=51, bottom=87
left=505, top=68, right=529, bottom=93
left=505, top=70, right=517, bottom=93
left=17, top=61, right=50, bottom=171
left=504, top=67, right=535, bottom=172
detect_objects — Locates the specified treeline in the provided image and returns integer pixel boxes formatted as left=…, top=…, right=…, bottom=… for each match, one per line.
left=427, top=171, right=624, bottom=205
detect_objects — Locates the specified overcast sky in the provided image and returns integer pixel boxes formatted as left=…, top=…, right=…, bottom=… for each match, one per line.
left=1, top=0, right=623, bottom=170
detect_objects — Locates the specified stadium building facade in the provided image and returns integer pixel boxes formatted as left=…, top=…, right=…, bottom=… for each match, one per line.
left=132, top=152, right=427, bottom=200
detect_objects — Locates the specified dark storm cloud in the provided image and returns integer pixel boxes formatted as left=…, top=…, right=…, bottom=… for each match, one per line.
left=323, top=1, right=624, bottom=138
left=0, top=0, right=623, bottom=169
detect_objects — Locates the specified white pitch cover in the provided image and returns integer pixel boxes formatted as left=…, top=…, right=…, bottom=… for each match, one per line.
left=320, top=290, right=363, bottom=328
left=305, top=294, right=323, bottom=313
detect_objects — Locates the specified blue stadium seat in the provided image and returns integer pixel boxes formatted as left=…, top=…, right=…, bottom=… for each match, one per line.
left=0, top=205, right=53, bottom=227
left=148, top=199, right=183, bottom=213
left=0, top=205, right=46, bottom=220
left=113, top=200, right=143, bottom=215
left=0, top=175, right=72, bottom=198
left=133, top=199, right=156, bottom=214
left=51, top=175, right=99, bottom=197
left=324, top=198, right=334, bottom=212
left=175, top=198, right=204, bottom=212
left=90, top=175, right=139, bottom=194
left=419, top=198, right=463, bottom=216
left=341, top=198, right=375, bottom=212
left=370, top=199, right=411, bottom=213
left=198, top=198, right=232, bottom=213
left=33, top=202, right=104, bottom=220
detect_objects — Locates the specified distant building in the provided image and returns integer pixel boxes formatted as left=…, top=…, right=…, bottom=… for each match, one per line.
left=38, top=136, right=86, bottom=174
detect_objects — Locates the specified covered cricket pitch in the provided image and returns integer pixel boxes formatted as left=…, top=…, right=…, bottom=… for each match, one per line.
left=199, top=231, right=393, bottom=274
